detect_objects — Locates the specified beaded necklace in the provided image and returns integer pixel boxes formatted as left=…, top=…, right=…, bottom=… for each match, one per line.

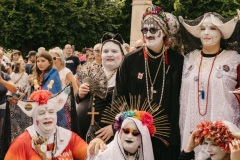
left=197, top=50, right=221, bottom=116
left=107, top=69, right=117, bottom=81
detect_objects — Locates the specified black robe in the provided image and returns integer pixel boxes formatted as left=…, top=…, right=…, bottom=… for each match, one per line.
left=114, top=47, right=184, bottom=160
left=76, top=87, right=114, bottom=143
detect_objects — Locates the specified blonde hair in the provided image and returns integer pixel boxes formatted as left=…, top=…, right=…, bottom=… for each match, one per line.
left=49, top=48, right=66, bottom=67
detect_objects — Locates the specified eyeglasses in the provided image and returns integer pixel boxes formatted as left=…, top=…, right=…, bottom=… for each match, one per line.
left=52, top=57, right=61, bottom=60
left=122, top=128, right=141, bottom=137
left=94, top=50, right=100, bottom=53
left=141, top=28, right=161, bottom=34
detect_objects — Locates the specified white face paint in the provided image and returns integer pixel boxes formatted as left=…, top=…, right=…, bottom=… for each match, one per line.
left=142, top=20, right=165, bottom=53
left=101, top=41, right=123, bottom=71
left=203, top=139, right=228, bottom=160
left=200, top=16, right=222, bottom=47
left=120, top=121, right=142, bottom=154
left=36, top=105, right=57, bottom=134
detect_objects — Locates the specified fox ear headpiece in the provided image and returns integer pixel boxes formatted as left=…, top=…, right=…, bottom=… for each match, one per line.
left=17, top=80, right=71, bottom=117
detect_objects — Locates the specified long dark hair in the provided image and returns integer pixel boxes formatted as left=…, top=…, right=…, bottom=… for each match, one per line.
left=32, top=51, right=53, bottom=85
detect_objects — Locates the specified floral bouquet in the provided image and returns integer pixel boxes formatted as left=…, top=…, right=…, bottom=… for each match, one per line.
left=195, top=120, right=234, bottom=152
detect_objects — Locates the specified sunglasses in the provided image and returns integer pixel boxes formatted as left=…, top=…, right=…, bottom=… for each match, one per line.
left=141, top=28, right=161, bottom=34
left=122, top=128, right=141, bottom=137
left=52, top=57, right=61, bottom=60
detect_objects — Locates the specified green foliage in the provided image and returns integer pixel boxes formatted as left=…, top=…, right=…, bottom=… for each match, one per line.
left=0, top=0, right=125, bottom=55
left=1, top=0, right=239, bottom=55
left=153, top=0, right=240, bottom=18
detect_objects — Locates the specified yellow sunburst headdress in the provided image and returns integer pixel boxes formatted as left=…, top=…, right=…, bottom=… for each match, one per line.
left=101, top=95, right=170, bottom=145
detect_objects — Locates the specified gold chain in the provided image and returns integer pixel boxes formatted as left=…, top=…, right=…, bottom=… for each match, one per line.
left=146, top=56, right=163, bottom=86
left=107, top=69, right=117, bottom=81
left=146, top=45, right=165, bottom=59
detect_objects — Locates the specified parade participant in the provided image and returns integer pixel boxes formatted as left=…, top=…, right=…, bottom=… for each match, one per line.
left=90, top=116, right=154, bottom=160
left=88, top=96, right=170, bottom=160
left=179, top=120, right=240, bottom=160
left=114, top=5, right=183, bottom=159
left=4, top=85, right=104, bottom=160
left=76, top=32, right=125, bottom=143
left=179, top=11, right=240, bottom=158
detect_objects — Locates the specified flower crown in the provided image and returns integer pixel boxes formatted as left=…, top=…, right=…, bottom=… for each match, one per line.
left=195, top=120, right=234, bottom=152
left=114, top=110, right=156, bottom=136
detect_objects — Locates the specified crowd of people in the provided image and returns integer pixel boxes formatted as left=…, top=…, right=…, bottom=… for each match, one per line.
left=0, top=4, right=240, bottom=160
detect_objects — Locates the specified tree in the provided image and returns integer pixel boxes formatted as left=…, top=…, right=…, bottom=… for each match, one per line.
left=153, top=0, right=240, bottom=18
left=0, top=0, right=125, bottom=55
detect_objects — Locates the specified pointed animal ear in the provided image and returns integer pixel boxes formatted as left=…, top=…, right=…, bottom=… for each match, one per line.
left=48, top=86, right=71, bottom=112
left=17, top=100, right=38, bottom=117
left=113, top=33, right=124, bottom=45
left=101, top=32, right=114, bottom=43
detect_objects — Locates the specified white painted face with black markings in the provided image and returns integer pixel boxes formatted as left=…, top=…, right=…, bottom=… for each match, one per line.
left=120, top=121, right=142, bottom=154
left=142, top=18, right=165, bottom=52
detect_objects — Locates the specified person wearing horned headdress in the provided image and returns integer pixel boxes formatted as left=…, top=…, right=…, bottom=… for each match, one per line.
left=179, top=11, right=240, bottom=159
left=114, top=4, right=183, bottom=159
left=4, top=85, right=105, bottom=160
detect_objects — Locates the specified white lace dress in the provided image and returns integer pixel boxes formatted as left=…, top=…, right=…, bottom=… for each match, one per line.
left=180, top=50, right=240, bottom=158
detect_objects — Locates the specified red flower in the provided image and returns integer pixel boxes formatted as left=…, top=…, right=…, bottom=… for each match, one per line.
left=142, top=112, right=153, bottom=126
left=29, top=90, right=52, bottom=105
left=147, top=125, right=156, bottom=136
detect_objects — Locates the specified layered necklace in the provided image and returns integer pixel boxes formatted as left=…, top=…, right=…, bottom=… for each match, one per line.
left=197, top=49, right=221, bottom=116
left=143, top=46, right=165, bottom=112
